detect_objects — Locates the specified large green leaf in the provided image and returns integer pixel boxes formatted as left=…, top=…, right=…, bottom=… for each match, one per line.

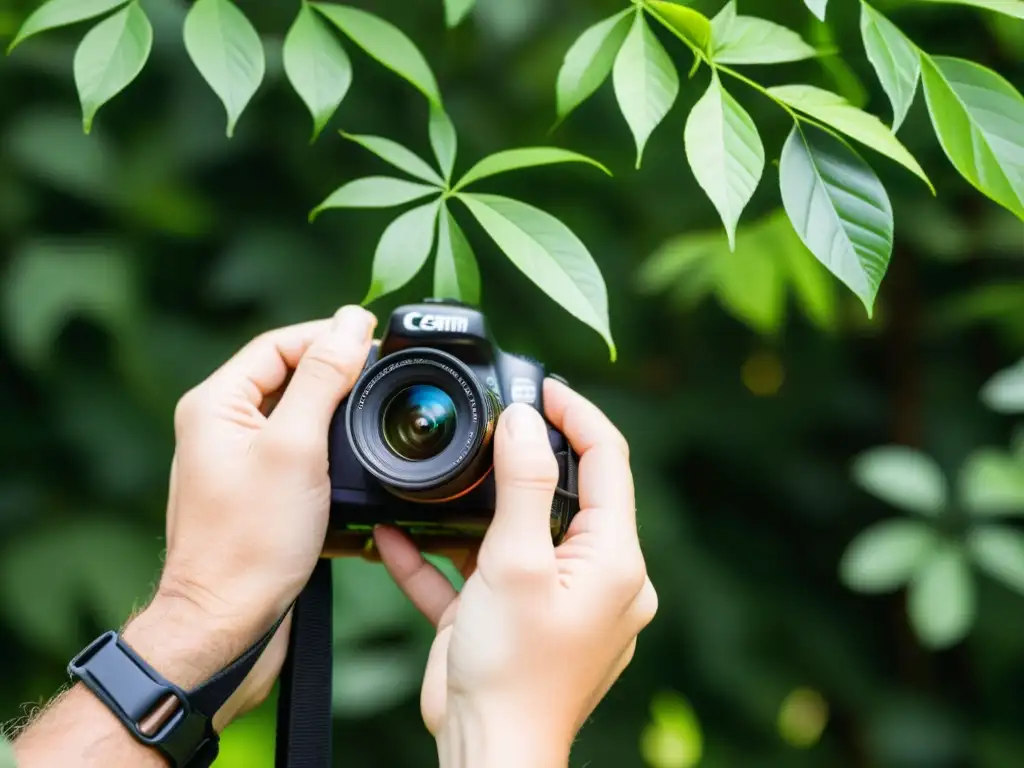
left=960, top=448, right=1024, bottom=516
left=183, top=0, right=265, bottom=138
left=920, top=55, right=1024, bottom=220
left=362, top=200, right=441, bottom=305
left=852, top=446, right=947, bottom=515
left=916, top=0, right=1024, bottom=20
left=981, top=359, right=1024, bottom=413
left=967, top=525, right=1024, bottom=597
left=803, top=0, right=829, bottom=20
left=340, top=132, right=445, bottom=186
left=779, top=124, right=893, bottom=316
left=312, top=3, right=441, bottom=105
left=428, top=105, right=457, bottom=182
left=7, top=0, right=128, bottom=53
left=454, top=148, right=611, bottom=191
left=309, top=177, right=440, bottom=220
left=840, top=519, right=937, bottom=593
left=907, top=542, right=975, bottom=649
left=283, top=3, right=352, bottom=141
left=457, top=193, right=615, bottom=359
left=613, top=10, right=679, bottom=169
left=769, top=85, right=932, bottom=190
left=684, top=73, right=764, bottom=250
left=434, top=203, right=480, bottom=305
left=859, top=2, right=921, bottom=132
left=444, top=0, right=476, bottom=27
left=556, top=9, right=633, bottom=122
left=73, top=2, right=153, bottom=134
left=710, top=3, right=818, bottom=65
left=647, top=1, right=713, bottom=52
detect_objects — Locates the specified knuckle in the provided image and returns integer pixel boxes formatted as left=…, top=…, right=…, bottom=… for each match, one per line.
left=609, top=553, right=648, bottom=597
left=506, top=453, right=560, bottom=490
left=173, top=387, right=206, bottom=434
left=632, top=579, right=659, bottom=627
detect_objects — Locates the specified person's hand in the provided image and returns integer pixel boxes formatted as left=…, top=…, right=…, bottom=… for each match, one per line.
left=374, top=379, right=658, bottom=767
left=142, top=305, right=376, bottom=723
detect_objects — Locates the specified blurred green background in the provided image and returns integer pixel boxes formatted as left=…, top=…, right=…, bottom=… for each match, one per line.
left=0, top=0, right=1022, bottom=765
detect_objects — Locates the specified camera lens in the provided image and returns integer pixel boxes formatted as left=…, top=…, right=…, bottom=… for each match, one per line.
left=382, top=385, right=457, bottom=461
left=346, top=348, right=503, bottom=502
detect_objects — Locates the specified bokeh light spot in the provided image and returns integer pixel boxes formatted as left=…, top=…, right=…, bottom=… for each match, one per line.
left=742, top=351, right=785, bottom=396
left=777, top=687, right=829, bottom=748
left=640, top=691, right=703, bottom=768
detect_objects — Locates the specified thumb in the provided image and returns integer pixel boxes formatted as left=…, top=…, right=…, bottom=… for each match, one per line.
left=480, top=404, right=559, bottom=582
left=268, top=305, right=376, bottom=436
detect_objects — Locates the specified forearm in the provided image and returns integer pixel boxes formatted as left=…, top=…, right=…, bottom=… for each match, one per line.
left=12, top=595, right=256, bottom=768
left=436, top=701, right=572, bottom=768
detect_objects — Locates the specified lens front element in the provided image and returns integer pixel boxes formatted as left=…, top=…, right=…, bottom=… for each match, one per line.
left=382, top=384, right=457, bottom=461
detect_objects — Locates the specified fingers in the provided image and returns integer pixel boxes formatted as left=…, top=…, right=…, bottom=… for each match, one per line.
left=267, top=306, right=376, bottom=437
left=480, top=404, right=559, bottom=581
left=374, top=526, right=457, bottom=626
left=207, top=320, right=331, bottom=407
left=543, top=379, right=636, bottom=544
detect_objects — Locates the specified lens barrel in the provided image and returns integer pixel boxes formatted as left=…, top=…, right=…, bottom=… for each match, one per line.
left=345, top=348, right=501, bottom=502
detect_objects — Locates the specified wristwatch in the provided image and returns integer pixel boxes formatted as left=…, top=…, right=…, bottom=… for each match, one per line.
left=69, top=613, right=285, bottom=767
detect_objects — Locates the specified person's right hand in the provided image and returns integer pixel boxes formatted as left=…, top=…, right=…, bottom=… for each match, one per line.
left=374, top=378, right=658, bottom=768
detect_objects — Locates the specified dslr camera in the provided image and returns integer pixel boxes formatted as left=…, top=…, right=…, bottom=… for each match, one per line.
left=324, top=299, right=579, bottom=555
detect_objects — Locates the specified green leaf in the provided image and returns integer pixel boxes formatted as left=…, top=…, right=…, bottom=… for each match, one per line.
left=333, top=648, right=421, bottom=717
left=613, top=11, right=679, bottom=169
left=907, top=542, right=975, bottom=649
left=684, top=73, right=764, bottom=250
left=312, top=3, right=441, bottom=105
left=960, top=448, right=1024, bottom=516
left=363, top=200, right=442, bottom=305
left=283, top=3, right=352, bottom=142
left=444, top=0, right=477, bottom=27
left=2, top=241, right=136, bottom=368
left=710, top=5, right=818, bottom=65
left=803, top=0, right=829, bottom=20
left=454, top=147, right=611, bottom=191
left=309, top=177, right=440, bottom=220
left=183, top=0, right=265, bottom=138
left=859, top=2, right=921, bottom=132
left=714, top=228, right=785, bottom=335
left=340, top=132, right=445, bottom=186
left=777, top=217, right=838, bottom=330
left=769, top=85, right=933, bottom=191
left=647, top=1, right=713, bottom=51
left=840, top=519, right=937, bottom=593
left=8, top=0, right=128, bottom=53
left=981, top=359, right=1024, bottom=413
left=434, top=203, right=480, bottom=305
left=915, top=0, right=1024, bottom=20
left=921, top=55, right=1024, bottom=220
left=779, top=124, right=893, bottom=316
left=429, top=105, right=457, bottom=182
left=73, top=2, right=152, bottom=134
left=967, top=525, right=1024, bottom=597
left=457, top=193, right=615, bottom=359
left=555, top=9, right=633, bottom=122
left=852, top=446, right=947, bottom=515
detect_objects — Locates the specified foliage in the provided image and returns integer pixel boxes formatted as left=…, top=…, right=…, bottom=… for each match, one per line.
left=0, top=0, right=1022, bottom=766
left=6, top=0, right=1023, bottom=336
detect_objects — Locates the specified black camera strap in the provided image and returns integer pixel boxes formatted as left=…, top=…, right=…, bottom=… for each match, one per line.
left=276, top=557, right=334, bottom=768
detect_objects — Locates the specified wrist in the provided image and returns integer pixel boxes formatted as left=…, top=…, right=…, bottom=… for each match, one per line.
left=120, top=591, right=265, bottom=691
left=437, top=700, right=572, bottom=768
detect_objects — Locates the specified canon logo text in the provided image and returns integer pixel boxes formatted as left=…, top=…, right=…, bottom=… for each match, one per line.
left=402, top=312, right=469, bottom=333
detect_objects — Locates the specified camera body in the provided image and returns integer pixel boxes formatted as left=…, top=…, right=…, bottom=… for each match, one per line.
left=325, top=299, right=579, bottom=556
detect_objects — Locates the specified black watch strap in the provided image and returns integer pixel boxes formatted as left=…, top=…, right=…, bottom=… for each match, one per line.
left=69, top=610, right=287, bottom=767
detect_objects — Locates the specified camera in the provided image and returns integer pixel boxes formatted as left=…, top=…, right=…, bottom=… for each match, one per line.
left=324, top=299, right=579, bottom=556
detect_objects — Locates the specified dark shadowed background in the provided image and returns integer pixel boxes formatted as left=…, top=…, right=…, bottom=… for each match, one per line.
left=0, top=0, right=1022, bottom=765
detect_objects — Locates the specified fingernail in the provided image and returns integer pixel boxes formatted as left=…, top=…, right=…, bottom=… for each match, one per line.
left=503, top=403, right=545, bottom=442
left=333, top=306, right=376, bottom=341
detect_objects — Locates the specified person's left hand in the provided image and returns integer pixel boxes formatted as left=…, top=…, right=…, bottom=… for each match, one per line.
left=150, top=305, right=377, bottom=723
